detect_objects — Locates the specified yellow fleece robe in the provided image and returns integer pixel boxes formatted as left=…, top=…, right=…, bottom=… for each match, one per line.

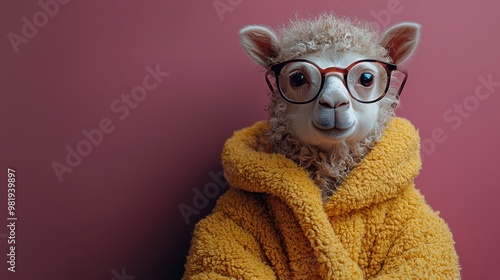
left=183, top=118, right=460, bottom=279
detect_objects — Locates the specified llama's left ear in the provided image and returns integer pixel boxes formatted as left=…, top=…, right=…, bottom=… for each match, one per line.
left=240, top=25, right=281, bottom=68
left=380, top=22, right=421, bottom=64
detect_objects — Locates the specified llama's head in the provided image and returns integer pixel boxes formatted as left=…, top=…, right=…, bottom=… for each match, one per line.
left=240, top=15, right=420, bottom=151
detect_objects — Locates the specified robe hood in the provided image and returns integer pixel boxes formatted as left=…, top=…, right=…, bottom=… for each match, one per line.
left=222, top=117, right=422, bottom=216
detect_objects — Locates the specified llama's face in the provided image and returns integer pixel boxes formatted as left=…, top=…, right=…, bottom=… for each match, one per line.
left=239, top=20, right=420, bottom=150
left=283, top=51, right=382, bottom=148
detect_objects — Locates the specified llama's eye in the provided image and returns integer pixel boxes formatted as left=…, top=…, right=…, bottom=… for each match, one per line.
left=290, top=72, right=307, bottom=87
left=359, top=73, right=374, bottom=87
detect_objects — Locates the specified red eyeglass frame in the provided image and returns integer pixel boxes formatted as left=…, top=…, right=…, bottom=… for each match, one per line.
left=265, top=59, right=408, bottom=104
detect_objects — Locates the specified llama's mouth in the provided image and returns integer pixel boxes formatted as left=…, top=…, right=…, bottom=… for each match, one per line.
left=312, top=120, right=356, bottom=139
left=311, top=108, right=356, bottom=139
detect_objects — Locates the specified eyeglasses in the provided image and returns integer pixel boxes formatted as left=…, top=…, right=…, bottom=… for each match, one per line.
left=265, top=59, right=408, bottom=104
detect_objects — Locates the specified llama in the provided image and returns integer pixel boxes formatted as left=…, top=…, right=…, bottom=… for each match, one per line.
left=183, top=14, right=460, bottom=279
left=240, top=15, right=416, bottom=199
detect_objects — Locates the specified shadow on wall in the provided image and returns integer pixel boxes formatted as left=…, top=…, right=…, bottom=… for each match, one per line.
left=168, top=166, right=230, bottom=278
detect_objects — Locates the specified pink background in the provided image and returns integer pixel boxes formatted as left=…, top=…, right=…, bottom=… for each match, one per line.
left=1, top=0, right=499, bottom=279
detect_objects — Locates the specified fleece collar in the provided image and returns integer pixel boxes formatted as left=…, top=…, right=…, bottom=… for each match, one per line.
left=221, top=117, right=421, bottom=216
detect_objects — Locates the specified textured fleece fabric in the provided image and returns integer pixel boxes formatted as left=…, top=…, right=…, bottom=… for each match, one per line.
left=183, top=118, right=460, bottom=279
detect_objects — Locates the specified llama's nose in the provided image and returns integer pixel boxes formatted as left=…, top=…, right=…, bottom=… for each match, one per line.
left=319, top=95, right=349, bottom=108
left=318, top=79, right=350, bottom=109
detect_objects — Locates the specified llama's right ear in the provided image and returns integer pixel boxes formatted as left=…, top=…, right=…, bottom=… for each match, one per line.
left=380, top=22, right=420, bottom=65
left=239, top=25, right=280, bottom=68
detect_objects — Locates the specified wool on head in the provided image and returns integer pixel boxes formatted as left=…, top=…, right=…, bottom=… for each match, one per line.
left=274, top=14, right=391, bottom=64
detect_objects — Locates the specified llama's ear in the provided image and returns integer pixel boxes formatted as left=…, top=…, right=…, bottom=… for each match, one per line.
left=380, top=22, right=420, bottom=64
left=240, top=25, right=280, bottom=68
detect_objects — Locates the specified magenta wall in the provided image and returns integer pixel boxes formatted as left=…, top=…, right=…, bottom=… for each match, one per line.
left=1, top=0, right=499, bottom=279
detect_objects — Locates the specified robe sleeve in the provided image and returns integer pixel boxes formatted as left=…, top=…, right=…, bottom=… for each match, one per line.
left=183, top=190, right=284, bottom=280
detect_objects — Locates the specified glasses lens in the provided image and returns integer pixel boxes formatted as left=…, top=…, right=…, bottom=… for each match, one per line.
left=346, top=61, right=389, bottom=102
left=388, top=69, right=407, bottom=97
left=278, top=61, right=321, bottom=103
